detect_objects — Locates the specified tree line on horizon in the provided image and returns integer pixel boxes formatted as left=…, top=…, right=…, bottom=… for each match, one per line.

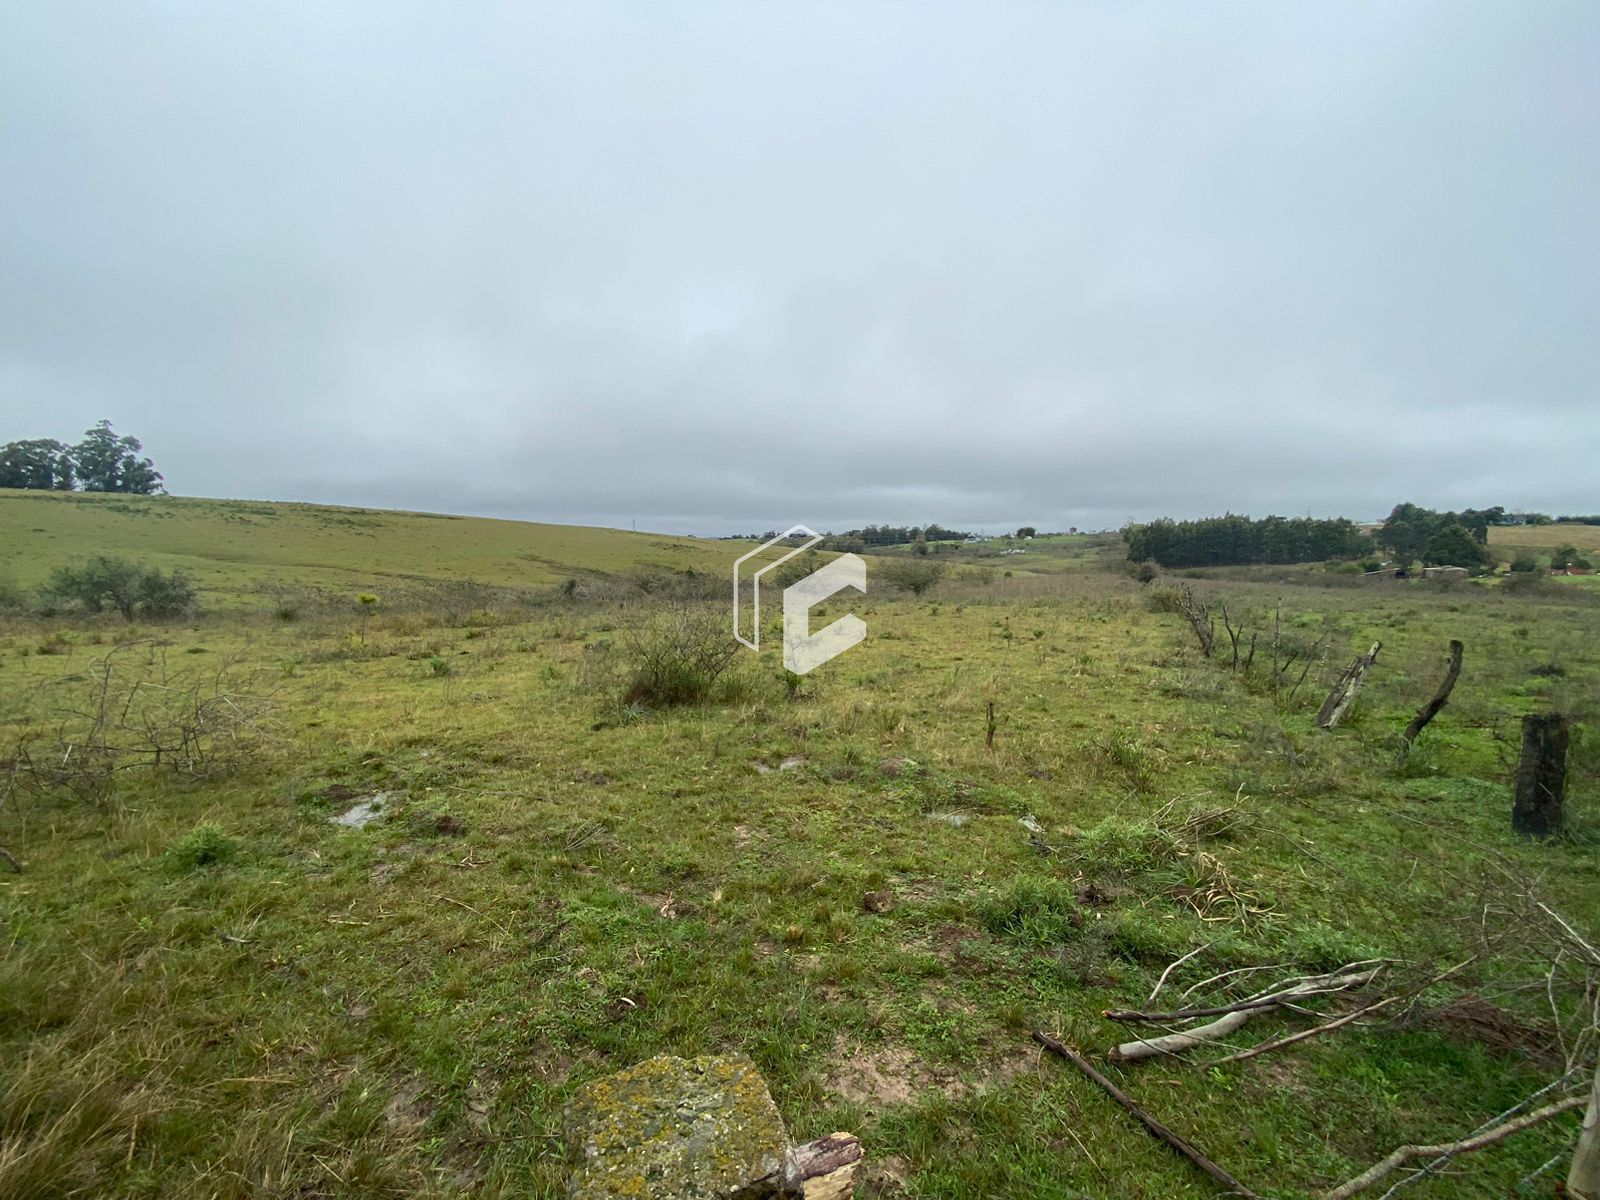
left=0, top=421, right=163, bottom=495
left=1122, top=503, right=1578, bottom=570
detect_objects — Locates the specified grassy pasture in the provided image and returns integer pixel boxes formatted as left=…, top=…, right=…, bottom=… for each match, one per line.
left=1, top=496, right=1598, bottom=1200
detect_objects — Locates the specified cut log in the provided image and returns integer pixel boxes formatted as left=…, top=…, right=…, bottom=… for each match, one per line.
left=1316, top=641, right=1382, bottom=730
left=1512, top=713, right=1569, bottom=838
left=1398, top=639, right=1463, bottom=758
left=786, top=1133, right=863, bottom=1199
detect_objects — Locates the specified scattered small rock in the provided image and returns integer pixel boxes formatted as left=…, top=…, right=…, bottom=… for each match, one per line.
left=924, top=811, right=969, bottom=828
left=778, top=756, right=807, bottom=771
left=1017, top=815, right=1043, bottom=834
left=862, top=889, right=895, bottom=915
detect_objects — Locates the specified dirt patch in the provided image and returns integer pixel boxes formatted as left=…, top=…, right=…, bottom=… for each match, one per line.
left=384, top=1076, right=432, bottom=1131
left=825, top=1039, right=926, bottom=1107
left=823, top=1035, right=1034, bottom=1109
left=370, top=861, right=405, bottom=886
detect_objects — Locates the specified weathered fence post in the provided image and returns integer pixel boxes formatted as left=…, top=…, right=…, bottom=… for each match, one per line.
left=1512, top=713, right=1568, bottom=838
left=1397, top=639, right=1464, bottom=762
left=1316, top=642, right=1382, bottom=730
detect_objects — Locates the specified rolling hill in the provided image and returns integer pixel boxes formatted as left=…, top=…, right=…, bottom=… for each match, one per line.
left=0, top=489, right=740, bottom=605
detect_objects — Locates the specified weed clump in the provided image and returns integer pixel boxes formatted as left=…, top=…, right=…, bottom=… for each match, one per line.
left=1075, top=816, right=1181, bottom=874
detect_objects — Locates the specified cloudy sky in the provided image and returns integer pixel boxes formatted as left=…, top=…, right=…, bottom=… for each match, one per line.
left=2, top=2, right=1596, bottom=535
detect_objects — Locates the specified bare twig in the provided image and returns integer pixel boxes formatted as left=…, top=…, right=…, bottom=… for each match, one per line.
left=1147, top=942, right=1212, bottom=1004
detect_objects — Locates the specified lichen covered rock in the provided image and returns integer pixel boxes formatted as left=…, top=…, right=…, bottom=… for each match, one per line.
left=566, top=1053, right=790, bottom=1199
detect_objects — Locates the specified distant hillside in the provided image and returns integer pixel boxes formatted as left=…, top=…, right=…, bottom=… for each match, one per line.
left=0, top=490, right=739, bottom=605
left=1488, top=523, right=1600, bottom=555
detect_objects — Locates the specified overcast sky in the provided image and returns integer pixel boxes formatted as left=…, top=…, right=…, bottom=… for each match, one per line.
left=2, top=2, right=1596, bottom=535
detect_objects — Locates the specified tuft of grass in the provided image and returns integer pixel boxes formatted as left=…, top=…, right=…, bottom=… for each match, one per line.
left=978, top=876, right=1081, bottom=944
left=167, top=821, right=239, bottom=871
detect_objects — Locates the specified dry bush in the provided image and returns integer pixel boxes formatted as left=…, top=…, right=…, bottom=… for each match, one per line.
left=4, top=645, right=274, bottom=806
left=605, top=603, right=741, bottom=708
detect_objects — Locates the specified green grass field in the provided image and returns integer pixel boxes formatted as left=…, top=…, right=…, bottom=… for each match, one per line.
left=2, top=495, right=1597, bottom=1199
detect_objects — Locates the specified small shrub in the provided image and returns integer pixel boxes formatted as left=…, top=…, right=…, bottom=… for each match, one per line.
left=36, top=631, right=72, bottom=656
left=169, top=822, right=239, bottom=870
left=878, top=559, right=947, bottom=598
left=1094, top=731, right=1157, bottom=792
left=43, top=556, right=196, bottom=620
left=1106, top=909, right=1186, bottom=963
left=428, top=656, right=452, bottom=677
left=1502, top=572, right=1554, bottom=596
left=1509, top=555, right=1540, bottom=574
left=1277, top=922, right=1381, bottom=972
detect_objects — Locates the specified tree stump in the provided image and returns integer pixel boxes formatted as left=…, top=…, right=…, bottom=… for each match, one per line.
left=1512, top=713, right=1568, bottom=838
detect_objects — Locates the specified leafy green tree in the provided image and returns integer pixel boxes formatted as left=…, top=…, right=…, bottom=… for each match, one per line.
left=1551, top=545, right=1593, bottom=571
left=1422, top=522, right=1489, bottom=569
left=0, top=439, right=75, bottom=490
left=1016, top=526, right=1036, bottom=538
left=72, top=420, right=164, bottom=494
left=878, top=558, right=945, bottom=597
left=1379, top=503, right=1437, bottom=564
left=1509, top=555, right=1540, bottom=574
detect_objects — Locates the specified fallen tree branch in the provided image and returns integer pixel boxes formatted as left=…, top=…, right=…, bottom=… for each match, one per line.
left=1033, top=1030, right=1265, bottom=1200
left=1213, top=958, right=1474, bottom=1066
left=1109, top=965, right=1382, bottom=1025
left=1323, top=1093, right=1587, bottom=1200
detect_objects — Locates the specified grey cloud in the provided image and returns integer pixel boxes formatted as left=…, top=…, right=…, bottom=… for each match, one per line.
left=2, top=1, right=1596, bottom=535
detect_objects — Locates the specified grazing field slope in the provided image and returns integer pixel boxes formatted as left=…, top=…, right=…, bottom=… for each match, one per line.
left=1, top=497, right=1598, bottom=1200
